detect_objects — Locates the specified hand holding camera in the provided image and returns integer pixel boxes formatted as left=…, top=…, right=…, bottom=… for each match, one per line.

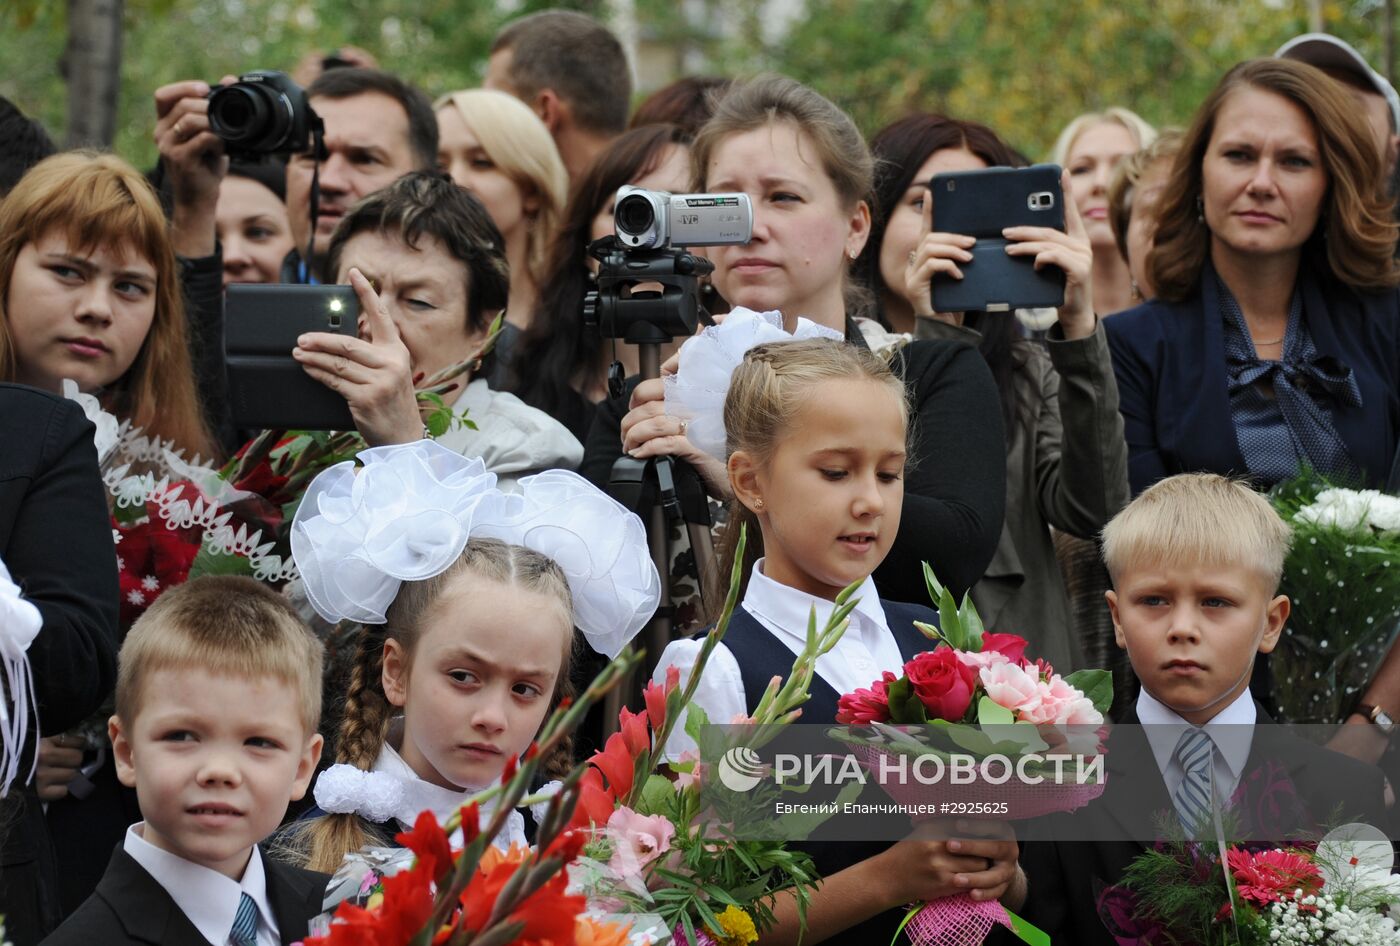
left=154, top=70, right=320, bottom=259
left=154, top=76, right=235, bottom=257
left=1003, top=168, right=1095, bottom=338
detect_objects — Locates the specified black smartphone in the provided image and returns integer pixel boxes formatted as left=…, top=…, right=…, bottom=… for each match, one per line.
left=930, top=163, right=1066, bottom=313
left=224, top=284, right=359, bottom=430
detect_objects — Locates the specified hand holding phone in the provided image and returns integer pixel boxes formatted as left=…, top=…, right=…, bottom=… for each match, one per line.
left=1002, top=168, right=1096, bottom=338
left=292, top=268, right=423, bottom=445
left=903, top=184, right=977, bottom=322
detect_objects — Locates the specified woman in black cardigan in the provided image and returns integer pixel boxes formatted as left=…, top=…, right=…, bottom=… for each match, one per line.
left=581, top=77, right=1005, bottom=610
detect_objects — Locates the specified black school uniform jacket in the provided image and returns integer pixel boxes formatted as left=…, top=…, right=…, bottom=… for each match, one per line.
left=42, top=844, right=329, bottom=946
left=721, top=599, right=939, bottom=946
left=1009, top=702, right=1388, bottom=946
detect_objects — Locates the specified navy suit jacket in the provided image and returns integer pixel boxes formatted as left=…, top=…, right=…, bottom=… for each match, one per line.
left=1105, top=262, right=1400, bottom=494
left=1006, top=703, right=1389, bottom=946
left=42, top=844, right=328, bottom=946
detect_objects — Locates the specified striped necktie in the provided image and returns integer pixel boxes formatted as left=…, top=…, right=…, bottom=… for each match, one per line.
left=229, top=892, right=258, bottom=946
left=1172, top=727, right=1215, bottom=835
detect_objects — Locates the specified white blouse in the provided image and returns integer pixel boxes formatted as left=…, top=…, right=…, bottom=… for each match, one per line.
left=652, top=559, right=906, bottom=759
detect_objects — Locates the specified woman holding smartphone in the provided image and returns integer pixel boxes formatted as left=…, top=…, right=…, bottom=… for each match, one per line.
left=581, top=76, right=1007, bottom=606
left=859, top=112, right=1128, bottom=674
left=292, top=172, right=582, bottom=485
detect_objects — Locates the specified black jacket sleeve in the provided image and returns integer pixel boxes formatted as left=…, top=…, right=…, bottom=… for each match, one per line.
left=579, top=377, right=640, bottom=490
left=179, top=248, right=243, bottom=456
left=874, top=339, right=1007, bottom=604
left=0, top=386, right=120, bottom=736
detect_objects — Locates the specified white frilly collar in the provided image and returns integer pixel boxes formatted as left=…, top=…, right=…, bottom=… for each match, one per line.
left=313, top=742, right=529, bottom=849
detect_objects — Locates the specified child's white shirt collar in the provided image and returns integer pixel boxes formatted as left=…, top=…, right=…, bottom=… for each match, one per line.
left=123, top=822, right=278, bottom=946
left=1136, top=687, right=1257, bottom=803
left=368, top=741, right=529, bottom=848
left=743, top=558, right=906, bottom=699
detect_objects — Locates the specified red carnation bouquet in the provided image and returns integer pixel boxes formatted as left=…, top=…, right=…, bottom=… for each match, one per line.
left=833, top=566, right=1113, bottom=946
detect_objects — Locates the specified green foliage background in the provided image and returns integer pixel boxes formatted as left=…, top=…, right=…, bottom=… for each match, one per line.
left=0, top=0, right=1390, bottom=170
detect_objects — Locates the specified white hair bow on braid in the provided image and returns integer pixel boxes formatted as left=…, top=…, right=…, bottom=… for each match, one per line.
left=290, top=440, right=660, bottom=657
left=0, top=556, right=42, bottom=798
left=663, top=307, right=844, bottom=462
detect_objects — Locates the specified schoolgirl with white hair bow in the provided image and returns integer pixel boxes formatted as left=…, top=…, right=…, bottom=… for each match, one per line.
left=280, top=440, right=659, bottom=877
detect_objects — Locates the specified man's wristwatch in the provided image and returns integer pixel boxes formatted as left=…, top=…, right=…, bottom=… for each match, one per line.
left=1356, top=703, right=1397, bottom=735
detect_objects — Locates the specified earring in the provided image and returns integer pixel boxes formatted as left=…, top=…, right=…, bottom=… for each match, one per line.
left=1195, top=194, right=1204, bottom=222
left=847, top=248, right=859, bottom=261
left=755, top=498, right=764, bottom=509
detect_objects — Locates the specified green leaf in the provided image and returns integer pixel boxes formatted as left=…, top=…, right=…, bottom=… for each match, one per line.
left=936, top=585, right=964, bottom=650
left=638, top=774, right=676, bottom=816
left=425, top=410, right=451, bottom=437
left=683, top=701, right=711, bottom=746
left=1064, top=669, right=1114, bottom=715
left=922, top=561, right=945, bottom=607
left=977, top=695, right=1015, bottom=726
left=958, top=594, right=985, bottom=650
left=884, top=677, right=927, bottom=724
left=188, top=543, right=253, bottom=579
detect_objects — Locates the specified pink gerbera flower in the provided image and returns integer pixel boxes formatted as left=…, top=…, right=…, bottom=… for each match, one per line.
left=1226, top=847, right=1323, bottom=906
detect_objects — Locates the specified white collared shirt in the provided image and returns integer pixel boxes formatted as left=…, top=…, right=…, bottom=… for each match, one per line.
left=654, top=559, right=905, bottom=759
left=123, top=823, right=279, bottom=946
left=370, top=741, right=528, bottom=849
left=1136, top=687, right=1257, bottom=807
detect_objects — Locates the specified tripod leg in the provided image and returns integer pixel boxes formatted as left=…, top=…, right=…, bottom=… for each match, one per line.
left=685, top=518, right=720, bottom=618
left=602, top=502, right=673, bottom=738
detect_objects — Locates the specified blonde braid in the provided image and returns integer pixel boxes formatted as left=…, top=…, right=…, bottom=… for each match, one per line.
left=290, top=629, right=393, bottom=872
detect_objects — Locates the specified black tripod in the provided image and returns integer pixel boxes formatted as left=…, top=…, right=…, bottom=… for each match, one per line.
left=584, top=237, right=720, bottom=719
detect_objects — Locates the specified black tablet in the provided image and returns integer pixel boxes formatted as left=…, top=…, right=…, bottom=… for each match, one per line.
left=224, top=283, right=359, bottom=431
left=929, top=163, right=1066, bottom=313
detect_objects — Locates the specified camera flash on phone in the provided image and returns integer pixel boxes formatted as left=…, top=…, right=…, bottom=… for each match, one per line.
left=328, top=299, right=344, bottom=312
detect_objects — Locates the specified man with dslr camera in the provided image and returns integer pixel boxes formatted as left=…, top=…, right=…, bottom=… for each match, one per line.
left=151, top=66, right=436, bottom=451
left=154, top=65, right=436, bottom=283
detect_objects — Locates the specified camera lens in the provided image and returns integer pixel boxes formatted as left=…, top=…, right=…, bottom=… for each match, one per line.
left=208, top=86, right=272, bottom=144
left=616, top=194, right=656, bottom=236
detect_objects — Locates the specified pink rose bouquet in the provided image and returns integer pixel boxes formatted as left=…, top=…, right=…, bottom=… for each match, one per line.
left=834, top=566, right=1114, bottom=946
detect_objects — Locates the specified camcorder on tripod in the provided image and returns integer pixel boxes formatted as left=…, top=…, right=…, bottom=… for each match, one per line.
left=584, top=186, right=752, bottom=679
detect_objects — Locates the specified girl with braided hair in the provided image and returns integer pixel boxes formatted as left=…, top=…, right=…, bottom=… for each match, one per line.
left=272, top=440, right=659, bottom=889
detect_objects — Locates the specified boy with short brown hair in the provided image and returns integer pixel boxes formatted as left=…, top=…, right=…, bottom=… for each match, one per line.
left=44, top=576, right=328, bottom=946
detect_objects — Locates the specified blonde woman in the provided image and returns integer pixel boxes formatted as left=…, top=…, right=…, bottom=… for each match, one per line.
left=435, top=88, right=567, bottom=339
left=1052, top=108, right=1157, bottom=315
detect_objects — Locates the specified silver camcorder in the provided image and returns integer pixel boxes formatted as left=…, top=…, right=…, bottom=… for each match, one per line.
left=613, top=186, right=753, bottom=249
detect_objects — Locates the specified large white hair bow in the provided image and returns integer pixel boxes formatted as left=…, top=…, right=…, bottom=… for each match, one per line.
left=291, top=441, right=660, bottom=656
left=0, top=556, right=41, bottom=798
left=663, top=307, right=844, bottom=461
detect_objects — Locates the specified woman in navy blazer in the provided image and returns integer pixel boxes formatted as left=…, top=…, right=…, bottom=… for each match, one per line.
left=1106, top=58, right=1400, bottom=497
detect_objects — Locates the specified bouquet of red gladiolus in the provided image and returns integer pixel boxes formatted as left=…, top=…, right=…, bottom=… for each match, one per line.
left=296, top=650, right=640, bottom=946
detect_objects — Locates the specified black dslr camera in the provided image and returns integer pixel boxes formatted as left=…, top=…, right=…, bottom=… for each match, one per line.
left=207, top=70, right=321, bottom=159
